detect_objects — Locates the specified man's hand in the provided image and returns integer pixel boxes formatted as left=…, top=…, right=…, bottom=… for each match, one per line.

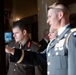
left=5, top=46, right=15, bottom=55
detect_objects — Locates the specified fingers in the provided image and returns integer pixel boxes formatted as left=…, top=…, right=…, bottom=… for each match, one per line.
left=5, top=46, right=14, bottom=55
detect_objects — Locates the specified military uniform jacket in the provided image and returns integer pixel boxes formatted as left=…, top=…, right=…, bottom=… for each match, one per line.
left=10, top=25, right=76, bottom=75
left=7, top=39, right=40, bottom=75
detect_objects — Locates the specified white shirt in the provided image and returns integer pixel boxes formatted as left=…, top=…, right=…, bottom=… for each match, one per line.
left=44, top=38, right=48, bottom=43
left=57, top=24, right=70, bottom=36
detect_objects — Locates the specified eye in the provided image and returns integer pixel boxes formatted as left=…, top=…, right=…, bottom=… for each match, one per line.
left=48, top=15, right=51, bottom=18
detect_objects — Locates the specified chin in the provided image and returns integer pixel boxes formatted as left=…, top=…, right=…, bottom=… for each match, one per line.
left=15, top=40, right=18, bottom=43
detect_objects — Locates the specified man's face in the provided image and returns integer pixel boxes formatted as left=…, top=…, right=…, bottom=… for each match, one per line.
left=48, top=29, right=56, bottom=41
left=47, top=9, right=60, bottom=30
left=12, top=27, right=25, bottom=43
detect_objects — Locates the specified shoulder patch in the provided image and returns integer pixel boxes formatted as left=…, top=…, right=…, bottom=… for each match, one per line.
left=32, top=41, right=41, bottom=47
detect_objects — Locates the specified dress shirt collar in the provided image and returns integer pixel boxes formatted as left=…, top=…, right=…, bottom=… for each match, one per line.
left=19, top=38, right=29, bottom=46
left=57, top=24, right=70, bottom=36
left=44, top=38, right=48, bottom=43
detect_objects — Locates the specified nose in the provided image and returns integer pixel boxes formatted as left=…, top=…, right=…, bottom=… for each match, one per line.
left=48, top=32, right=51, bottom=37
left=47, top=19, right=49, bottom=24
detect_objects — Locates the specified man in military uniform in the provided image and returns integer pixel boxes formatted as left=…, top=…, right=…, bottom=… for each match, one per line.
left=5, top=2, right=76, bottom=75
left=6, top=22, right=41, bottom=75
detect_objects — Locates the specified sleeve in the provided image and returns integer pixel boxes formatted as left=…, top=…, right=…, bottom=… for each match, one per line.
left=68, top=31, right=76, bottom=75
left=10, top=48, right=46, bottom=65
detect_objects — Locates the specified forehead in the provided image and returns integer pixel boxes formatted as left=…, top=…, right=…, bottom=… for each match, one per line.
left=48, top=8, right=58, bottom=16
left=48, top=9, right=53, bottom=14
left=12, top=27, right=21, bottom=32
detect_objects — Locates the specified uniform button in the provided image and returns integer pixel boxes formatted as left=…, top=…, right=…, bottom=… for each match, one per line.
left=15, top=64, right=17, bottom=66
left=48, top=53, right=50, bottom=56
left=59, top=46, right=63, bottom=50
left=56, top=52, right=58, bottom=55
left=23, top=64, right=26, bottom=67
left=47, top=62, right=50, bottom=65
left=47, top=71, right=50, bottom=74
left=54, top=47, right=58, bottom=51
left=14, top=69, right=16, bottom=71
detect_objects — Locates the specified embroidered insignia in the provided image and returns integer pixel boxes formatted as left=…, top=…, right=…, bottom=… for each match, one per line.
left=32, top=41, right=41, bottom=47
left=59, top=46, right=63, bottom=50
left=54, top=38, right=65, bottom=51
left=27, top=42, right=31, bottom=48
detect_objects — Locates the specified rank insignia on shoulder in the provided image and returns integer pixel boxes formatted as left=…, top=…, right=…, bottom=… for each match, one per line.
left=32, top=41, right=41, bottom=47
left=73, top=32, right=76, bottom=37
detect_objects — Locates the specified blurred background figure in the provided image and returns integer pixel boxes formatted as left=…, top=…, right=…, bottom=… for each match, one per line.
left=47, top=28, right=57, bottom=52
left=48, top=28, right=57, bottom=41
left=35, top=29, right=49, bottom=75
left=38, top=29, right=49, bottom=52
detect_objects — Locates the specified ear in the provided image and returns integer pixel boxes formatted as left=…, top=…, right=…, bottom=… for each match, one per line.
left=23, top=30, right=27, bottom=35
left=58, top=11, right=64, bottom=20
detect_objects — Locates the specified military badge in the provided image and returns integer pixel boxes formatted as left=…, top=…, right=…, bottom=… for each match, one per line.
left=73, top=32, right=76, bottom=37
left=55, top=38, right=65, bottom=51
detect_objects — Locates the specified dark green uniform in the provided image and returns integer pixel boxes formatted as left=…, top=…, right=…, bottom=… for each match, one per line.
left=6, top=39, right=41, bottom=75
left=10, top=25, right=76, bottom=75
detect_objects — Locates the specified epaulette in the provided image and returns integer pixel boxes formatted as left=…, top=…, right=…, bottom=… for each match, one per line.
left=71, top=28, right=76, bottom=32
left=66, top=28, right=76, bottom=49
left=32, top=41, right=41, bottom=47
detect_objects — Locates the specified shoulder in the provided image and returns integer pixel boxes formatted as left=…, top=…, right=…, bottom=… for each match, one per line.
left=30, top=41, right=41, bottom=52
left=39, top=39, right=46, bottom=44
left=32, top=41, right=41, bottom=48
left=66, top=28, right=76, bottom=43
left=70, top=28, right=76, bottom=37
left=65, top=28, right=76, bottom=49
left=70, top=28, right=76, bottom=40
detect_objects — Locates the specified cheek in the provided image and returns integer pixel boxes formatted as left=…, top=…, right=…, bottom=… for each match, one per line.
left=17, top=33, right=22, bottom=37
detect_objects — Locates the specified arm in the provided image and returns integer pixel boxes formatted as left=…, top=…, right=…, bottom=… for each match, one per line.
left=68, top=31, right=76, bottom=75
left=5, top=47, right=46, bottom=65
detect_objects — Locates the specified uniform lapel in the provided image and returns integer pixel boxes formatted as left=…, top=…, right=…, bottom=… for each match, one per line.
left=47, top=25, right=72, bottom=52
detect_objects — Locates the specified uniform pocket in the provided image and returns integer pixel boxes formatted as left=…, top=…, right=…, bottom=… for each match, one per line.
left=52, top=56, right=68, bottom=69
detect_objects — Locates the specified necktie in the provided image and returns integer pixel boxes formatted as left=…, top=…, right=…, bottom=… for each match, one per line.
left=19, top=43, right=22, bottom=49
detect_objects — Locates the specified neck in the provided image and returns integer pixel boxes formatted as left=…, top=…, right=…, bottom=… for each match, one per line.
left=20, top=36, right=29, bottom=45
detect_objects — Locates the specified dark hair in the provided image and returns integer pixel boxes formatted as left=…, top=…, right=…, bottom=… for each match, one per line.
left=12, top=21, right=27, bottom=31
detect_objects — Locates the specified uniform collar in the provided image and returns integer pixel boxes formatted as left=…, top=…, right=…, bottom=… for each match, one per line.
left=19, top=38, right=29, bottom=46
left=57, top=24, right=70, bottom=36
